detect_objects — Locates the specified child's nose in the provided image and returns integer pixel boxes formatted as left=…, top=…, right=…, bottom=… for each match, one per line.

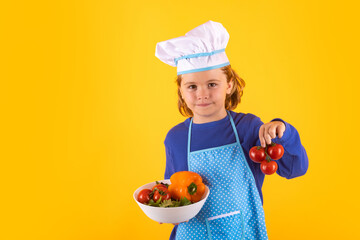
left=197, top=88, right=209, bottom=100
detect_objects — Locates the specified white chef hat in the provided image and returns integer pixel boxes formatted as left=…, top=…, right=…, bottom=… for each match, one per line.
left=155, top=20, right=230, bottom=75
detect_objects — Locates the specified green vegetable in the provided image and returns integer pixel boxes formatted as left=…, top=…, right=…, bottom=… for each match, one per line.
left=156, top=181, right=170, bottom=188
left=179, top=196, right=192, bottom=206
left=159, top=199, right=174, bottom=208
left=146, top=196, right=193, bottom=208
left=147, top=197, right=162, bottom=207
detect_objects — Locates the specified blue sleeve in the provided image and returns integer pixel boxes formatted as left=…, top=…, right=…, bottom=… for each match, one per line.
left=258, top=118, right=309, bottom=179
left=164, top=141, right=175, bottom=180
left=164, top=140, right=179, bottom=240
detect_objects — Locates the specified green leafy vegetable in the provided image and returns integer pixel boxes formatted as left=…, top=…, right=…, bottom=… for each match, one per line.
left=179, top=196, right=192, bottom=206
left=147, top=196, right=193, bottom=208
left=155, top=181, right=170, bottom=188
left=159, top=199, right=173, bottom=208
left=147, top=197, right=162, bottom=207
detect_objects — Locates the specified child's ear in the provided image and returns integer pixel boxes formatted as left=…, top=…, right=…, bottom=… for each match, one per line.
left=226, top=80, right=234, bottom=94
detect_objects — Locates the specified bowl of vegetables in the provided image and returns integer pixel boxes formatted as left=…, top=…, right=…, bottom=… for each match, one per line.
left=133, top=171, right=210, bottom=224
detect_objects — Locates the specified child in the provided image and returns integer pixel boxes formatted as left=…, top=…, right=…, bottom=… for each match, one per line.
left=155, top=20, right=308, bottom=240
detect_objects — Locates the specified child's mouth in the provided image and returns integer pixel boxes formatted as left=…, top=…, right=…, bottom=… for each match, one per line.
left=197, top=103, right=211, bottom=107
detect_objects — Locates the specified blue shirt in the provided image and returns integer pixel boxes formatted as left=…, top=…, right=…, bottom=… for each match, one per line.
left=164, top=111, right=308, bottom=239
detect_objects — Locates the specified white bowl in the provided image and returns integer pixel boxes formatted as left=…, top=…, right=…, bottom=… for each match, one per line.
left=133, top=179, right=210, bottom=224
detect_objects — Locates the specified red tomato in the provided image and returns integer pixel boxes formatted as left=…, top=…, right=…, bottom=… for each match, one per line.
left=152, top=183, right=168, bottom=191
left=153, top=187, right=171, bottom=202
left=267, top=143, right=284, bottom=160
left=260, top=160, right=278, bottom=175
left=137, top=189, right=152, bottom=204
left=249, top=146, right=266, bottom=163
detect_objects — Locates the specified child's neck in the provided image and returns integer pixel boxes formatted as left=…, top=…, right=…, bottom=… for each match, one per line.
left=192, top=109, right=228, bottom=124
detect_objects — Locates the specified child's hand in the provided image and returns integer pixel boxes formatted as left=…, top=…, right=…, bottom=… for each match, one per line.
left=259, top=121, right=286, bottom=148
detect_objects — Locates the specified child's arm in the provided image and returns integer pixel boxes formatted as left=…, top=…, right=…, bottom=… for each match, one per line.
left=163, top=142, right=187, bottom=226
left=164, top=144, right=175, bottom=180
left=256, top=118, right=309, bottom=179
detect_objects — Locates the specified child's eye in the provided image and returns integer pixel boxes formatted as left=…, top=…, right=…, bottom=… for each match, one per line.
left=188, top=85, right=197, bottom=89
left=208, top=83, right=217, bottom=87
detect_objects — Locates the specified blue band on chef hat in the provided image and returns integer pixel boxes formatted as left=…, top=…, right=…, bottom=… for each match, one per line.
left=177, top=62, right=230, bottom=75
left=174, top=48, right=226, bottom=66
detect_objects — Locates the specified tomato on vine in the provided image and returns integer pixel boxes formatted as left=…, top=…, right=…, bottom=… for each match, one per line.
left=249, top=146, right=266, bottom=163
left=249, top=141, right=284, bottom=175
left=267, top=143, right=284, bottom=160
left=260, top=160, right=278, bottom=175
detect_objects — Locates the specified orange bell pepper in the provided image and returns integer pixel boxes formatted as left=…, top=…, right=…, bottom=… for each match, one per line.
left=168, top=171, right=206, bottom=203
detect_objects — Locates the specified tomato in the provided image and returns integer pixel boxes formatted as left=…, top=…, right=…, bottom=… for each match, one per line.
left=249, top=146, right=266, bottom=163
left=267, top=143, right=284, bottom=160
left=153, top=187, right=171, bottom=202
left=137, top=189, right=152, bottom=204
left=260, top=160, right=278, bottom=175
left=152, top=183, right=168, bottom=191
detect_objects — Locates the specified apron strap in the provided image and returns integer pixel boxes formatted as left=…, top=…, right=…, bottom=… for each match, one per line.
left=187, top=117, right=193, bottom=163
left=227, top=110, right=241, bottom=145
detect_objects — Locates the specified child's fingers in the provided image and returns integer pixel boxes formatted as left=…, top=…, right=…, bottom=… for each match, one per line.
left=276, top=122, right=286, bottom=138
left=260, top=122, right=286, bottom=147
left=268, top=124, right=277, bottom=139
left=259, top=125, right=266, bottom=147
left=260, top=125, right=272, bottom=147
left=277, top=127, right=283, bottom=138
left=262, top=125, right=272, bottom=146
left=264, top=132, right=272, bottom=145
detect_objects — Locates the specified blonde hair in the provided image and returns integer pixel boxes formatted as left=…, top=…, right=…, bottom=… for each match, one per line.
left=176, top=65, right=246, bottom=117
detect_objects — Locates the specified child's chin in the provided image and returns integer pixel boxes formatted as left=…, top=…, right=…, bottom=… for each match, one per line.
left=194, top=109, right=218, bottom=118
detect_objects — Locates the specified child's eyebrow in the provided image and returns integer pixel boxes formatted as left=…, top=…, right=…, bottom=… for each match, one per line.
left=183, top=81, right=197, bottom=85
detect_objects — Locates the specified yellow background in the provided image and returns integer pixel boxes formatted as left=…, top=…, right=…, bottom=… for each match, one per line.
left=1, top=0, right=359, bottom=239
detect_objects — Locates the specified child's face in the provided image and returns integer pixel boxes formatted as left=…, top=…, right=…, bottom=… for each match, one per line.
left=180, top=68, right=233, bottom=123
